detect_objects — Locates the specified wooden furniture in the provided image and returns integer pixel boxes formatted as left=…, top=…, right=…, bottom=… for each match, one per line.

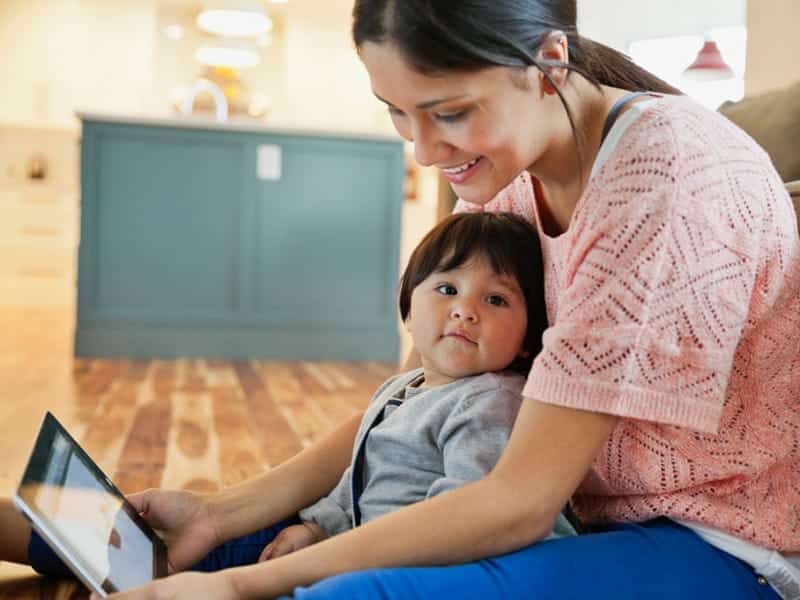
left=76, top=115, right=405, bottom=362
left=0, top=127, right=79, bottom=308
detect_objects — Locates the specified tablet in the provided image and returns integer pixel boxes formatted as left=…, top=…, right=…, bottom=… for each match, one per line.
left=13, top=412, right=168, bottom=597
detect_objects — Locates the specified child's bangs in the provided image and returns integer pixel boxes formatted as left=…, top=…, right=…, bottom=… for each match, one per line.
left=433, top=218, right=522, bottom=280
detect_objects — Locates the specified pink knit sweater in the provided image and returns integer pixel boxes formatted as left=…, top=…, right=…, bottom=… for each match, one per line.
left=456, top=96, right=800, bottom=551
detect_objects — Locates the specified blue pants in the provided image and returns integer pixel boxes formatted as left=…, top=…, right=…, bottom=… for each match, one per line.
left=29, top=518, right=780, bottom=599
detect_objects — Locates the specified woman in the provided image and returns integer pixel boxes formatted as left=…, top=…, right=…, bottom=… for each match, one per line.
left=4, top=1, right=798, bottom=598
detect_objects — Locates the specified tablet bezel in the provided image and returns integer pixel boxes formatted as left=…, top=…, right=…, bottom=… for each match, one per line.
left=13, top=411, right=168, bottom=597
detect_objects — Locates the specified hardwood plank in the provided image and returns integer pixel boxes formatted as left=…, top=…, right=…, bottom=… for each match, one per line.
left=234, top=361, right=303, bottom=466
left=261, top=362, right=333, bottom=447
left=114, top=395, right=172, bottom=494
left=211, top=386, right=267, bottom=486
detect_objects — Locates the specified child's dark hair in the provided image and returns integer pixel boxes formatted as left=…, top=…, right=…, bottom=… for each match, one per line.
left=399, top=212, right=547, bottom=374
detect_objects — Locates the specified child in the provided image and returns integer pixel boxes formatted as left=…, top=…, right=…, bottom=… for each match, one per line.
left=10, top=212, right=574, bottom=581
left=257, top=211, right=575, bottom=561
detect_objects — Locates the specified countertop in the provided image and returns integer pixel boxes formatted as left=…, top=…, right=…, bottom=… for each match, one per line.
left=76, top=111, right=403, bottom=143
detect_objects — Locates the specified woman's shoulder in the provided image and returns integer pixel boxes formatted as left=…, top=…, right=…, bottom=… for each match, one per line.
left=586, top=94, right=786, bottom=225
left=613, top=94, right=774, bottom=170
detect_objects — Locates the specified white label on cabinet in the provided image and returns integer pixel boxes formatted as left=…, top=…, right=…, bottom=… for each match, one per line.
left=257, top=145, right=282, bottom=181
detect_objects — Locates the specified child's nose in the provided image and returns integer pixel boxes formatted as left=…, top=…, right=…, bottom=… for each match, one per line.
left=450, top=301, right=478, bottom=323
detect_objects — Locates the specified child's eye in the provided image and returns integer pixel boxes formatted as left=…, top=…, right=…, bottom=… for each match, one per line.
left=435, top=284, right=457, bottom=295
left=486, top=295, right=508, bottom=307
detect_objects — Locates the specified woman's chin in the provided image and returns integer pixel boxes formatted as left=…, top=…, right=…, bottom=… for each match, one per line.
left=450, top=185, right=495, bottom=207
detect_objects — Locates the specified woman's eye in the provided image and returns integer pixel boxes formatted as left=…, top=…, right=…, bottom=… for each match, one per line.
left=486, top=295, right=508, bottom=307
left=435, top=284, right=457, bottom=296
left=388, top=106, right=406, bottom=118
left=434, top=110, right=468, bottom=123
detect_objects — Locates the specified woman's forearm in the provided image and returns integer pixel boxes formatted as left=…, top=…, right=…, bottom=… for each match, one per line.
left=227, top=399, right=618, bottom=599
left=230, top=475, right=550, bottom=599
left=209, top=412, right=361, bottom=543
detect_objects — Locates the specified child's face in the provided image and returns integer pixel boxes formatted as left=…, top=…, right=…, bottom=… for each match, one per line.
left=405, top=256, right=528, bottom=387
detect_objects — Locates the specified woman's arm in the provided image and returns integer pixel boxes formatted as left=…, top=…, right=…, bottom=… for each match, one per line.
left=228, top=398, right=617, bottom=599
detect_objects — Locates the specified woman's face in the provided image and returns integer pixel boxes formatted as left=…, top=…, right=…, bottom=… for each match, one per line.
left=360, top=42, right=556, bottom=205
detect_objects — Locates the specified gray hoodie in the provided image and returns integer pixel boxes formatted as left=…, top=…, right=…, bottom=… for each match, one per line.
left=299, top=368, right=574, bottom=539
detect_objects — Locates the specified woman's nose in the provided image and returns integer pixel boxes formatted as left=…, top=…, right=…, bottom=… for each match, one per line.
left=412, top=123, right=445, bottom=167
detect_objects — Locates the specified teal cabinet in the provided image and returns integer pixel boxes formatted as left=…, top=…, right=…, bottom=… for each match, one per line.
left=77, top=118, right=404, bottom=361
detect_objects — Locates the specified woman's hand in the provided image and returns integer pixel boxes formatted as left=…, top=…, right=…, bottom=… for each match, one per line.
left=90, top=571, right=237, bottom=600
left=126, top=489, right=220, bottom=573
left=258, top=521, right=327, bottom=562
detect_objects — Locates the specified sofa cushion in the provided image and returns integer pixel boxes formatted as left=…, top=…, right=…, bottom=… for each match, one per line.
left=719, top=82, right=800, bottom=182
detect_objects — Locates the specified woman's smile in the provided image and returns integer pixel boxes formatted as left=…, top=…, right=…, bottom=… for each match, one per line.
left=440, top=156, right=485, bottom=184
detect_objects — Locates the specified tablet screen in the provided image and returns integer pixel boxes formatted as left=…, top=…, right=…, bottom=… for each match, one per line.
left=16, top=413, right=165, bottom=594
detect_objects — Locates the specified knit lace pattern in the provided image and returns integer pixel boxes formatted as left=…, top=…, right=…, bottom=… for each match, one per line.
left=455, top=96, right=800, bottom=551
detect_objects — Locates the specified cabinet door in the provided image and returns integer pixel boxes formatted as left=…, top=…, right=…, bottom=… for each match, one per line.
left=249, top=136, right=403, bottom=352
left=80, top=126, right=244, bottom=321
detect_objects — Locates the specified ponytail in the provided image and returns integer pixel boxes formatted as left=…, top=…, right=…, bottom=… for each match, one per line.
left=571, top=36, right=682, bottom=95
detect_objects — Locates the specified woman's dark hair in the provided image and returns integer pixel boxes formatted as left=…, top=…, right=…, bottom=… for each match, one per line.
left=398, top=212, right=547, bottom=374
left=353, top=0, right=682, bottom=172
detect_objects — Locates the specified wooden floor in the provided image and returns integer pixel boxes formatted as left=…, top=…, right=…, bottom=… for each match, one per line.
left=0, top=308, right=394, bottom=599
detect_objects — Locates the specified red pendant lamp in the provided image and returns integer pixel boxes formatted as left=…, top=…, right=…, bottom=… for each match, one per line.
left=683, top=34, right=735, bottom=81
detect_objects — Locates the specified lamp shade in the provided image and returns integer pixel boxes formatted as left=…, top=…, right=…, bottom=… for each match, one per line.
left=683, top=39, right=735, bottom=81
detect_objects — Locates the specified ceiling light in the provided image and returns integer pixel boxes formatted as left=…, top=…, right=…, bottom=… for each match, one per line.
left=195, top=39, right=260, bottom=69
left=197, top=3, right=273, bottom=37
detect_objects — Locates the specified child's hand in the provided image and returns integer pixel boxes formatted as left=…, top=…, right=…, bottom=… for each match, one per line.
left=258, top=521, right=327, bottom=561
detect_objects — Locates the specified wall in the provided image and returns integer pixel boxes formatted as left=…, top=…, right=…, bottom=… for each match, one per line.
left=578, top=0, right=746, bottom=50
left=744, top=0, right=800, bottom=95
left=278, top=1, right=389, bottom=132
left=0, top=0, right=158, bottom=130
left=0, top=0, right=388, bottom=134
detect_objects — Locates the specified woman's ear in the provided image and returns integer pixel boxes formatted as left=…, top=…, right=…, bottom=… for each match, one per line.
left=536, top=30, right=570, bottom=96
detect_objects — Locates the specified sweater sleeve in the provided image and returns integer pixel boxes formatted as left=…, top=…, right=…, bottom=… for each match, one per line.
left=426, top=383, right=522, bottom=499
left=297, top=371, right=419, bottom=537
left=524, top=107, right=762, bottom=434
left=297, top=468, right=354, bottom=537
